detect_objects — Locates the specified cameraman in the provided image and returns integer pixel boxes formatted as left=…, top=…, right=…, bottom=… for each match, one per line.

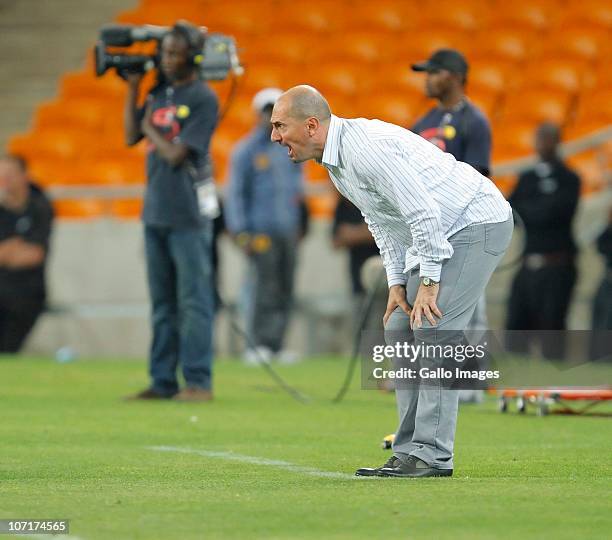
left=124, top=22, right=219, bottom=402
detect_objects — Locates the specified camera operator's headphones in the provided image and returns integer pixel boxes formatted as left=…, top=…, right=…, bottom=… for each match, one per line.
left=172, top=21, right=205, bottom=66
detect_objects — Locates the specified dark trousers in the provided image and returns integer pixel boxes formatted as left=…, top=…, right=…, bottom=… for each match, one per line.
left=0, top=295, right=44, bottom=353
left=590, top=273, right=612, bottom=361
left=144, top=224, right=215, bottom=395
left=506, top=262, right=577, bottom=359
left=247, top=235, right=297, bottom=353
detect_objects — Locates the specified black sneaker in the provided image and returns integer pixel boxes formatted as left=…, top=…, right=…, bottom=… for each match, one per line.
left=355, top=455, right=401, bottom=477
left=378, top=455, right=453, bottom=478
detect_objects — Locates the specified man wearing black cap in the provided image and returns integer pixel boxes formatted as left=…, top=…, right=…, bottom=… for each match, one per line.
left=411, top=48, right=493, bottom=394
left=411, top=49, right=491, bottom=177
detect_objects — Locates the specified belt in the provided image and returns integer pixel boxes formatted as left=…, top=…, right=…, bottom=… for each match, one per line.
left=524, top=252, right=574, bottom=271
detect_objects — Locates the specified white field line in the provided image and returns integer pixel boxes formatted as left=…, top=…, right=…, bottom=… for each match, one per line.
left=147, top=445, right=365, bottom=480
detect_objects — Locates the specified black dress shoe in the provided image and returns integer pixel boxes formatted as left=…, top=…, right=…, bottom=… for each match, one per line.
left=124, top=388, right=175, bottom=400
left=355, top=455, right=401, bottom=477
left=378, top=456, right=453, bottom=478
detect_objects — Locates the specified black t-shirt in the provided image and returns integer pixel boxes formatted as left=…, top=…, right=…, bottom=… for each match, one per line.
left=141, top=79, right=219, bottom=228
left=509, top=160, right=580, bottom=255
left=0, top=183, right=53, bottom=299
left=332, top=197, right=380, bottom=294
left=412, top=100, right=492, bottom=175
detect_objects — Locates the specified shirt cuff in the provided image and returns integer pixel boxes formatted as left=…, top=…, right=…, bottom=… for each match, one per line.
left=419, top=261, right=442, bottom=282
left=386, top=268, right=407, bottom=288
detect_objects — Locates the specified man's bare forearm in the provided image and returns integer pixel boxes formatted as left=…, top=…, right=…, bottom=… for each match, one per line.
left=124, top=83, right=142, bottom=146
left=0, top=237, right=45, bottom=269
left=333, top=223, right=375, bottom=248
left=141, top=126, right=189, bottom=166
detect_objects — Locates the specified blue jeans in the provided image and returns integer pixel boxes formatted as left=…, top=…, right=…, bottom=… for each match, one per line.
left=144, top=224, right=215, bottom=395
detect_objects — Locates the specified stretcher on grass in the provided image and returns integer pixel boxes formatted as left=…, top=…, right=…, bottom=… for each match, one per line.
left=496, top=387, right=612, bottom=416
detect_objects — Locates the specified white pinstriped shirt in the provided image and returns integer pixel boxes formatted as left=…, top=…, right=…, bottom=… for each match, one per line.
left=321, top=115, right=511, bottom=287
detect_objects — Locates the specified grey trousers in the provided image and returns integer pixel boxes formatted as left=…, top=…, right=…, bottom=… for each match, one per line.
left=384, top=216, right=513, bottom=469
left=247, top=235, right=297, bottom=353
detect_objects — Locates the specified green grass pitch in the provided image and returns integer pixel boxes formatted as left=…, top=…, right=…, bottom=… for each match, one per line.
left=1, top=356, right=611, bottom=539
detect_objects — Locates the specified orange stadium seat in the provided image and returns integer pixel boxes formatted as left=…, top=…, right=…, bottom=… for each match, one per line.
left=34, top=98, right=117, bottom=132
left=110, top=198, right=144, bottom=220
left=309, top=63, right=365, bottom=97
left=491, top=175, right=518, bottom=197
left=200, top=4, right=270, bottom=37
left=53, top=199, right=108, bottom=220
left=567, top=151, right=608, bottom=194
left=223, top=95, right=258, bottom=133
left=304, top=160, right=330, bottom=182
left=584, top=63, right=612, bottom=91
left=9, top=129, right=96, bottom=161
left=86, top=159, right=146, bottom=185
left=25, top=159, right=87, bottom=186
left=500, top=89, right=573, bottom=125
left=419, top=2, right=485, bottom=33
left=275, top=1, right=345, bottom=34
left=492, top=121, right=536, bottom=161
left=306, top=192, right=336, bottom=219
left=489, top=2, right=555, bottom=33
left=356, top=93, right=425, bottom=127
left=565, top=121, right=610, bottom=140
left=518, top=59, right=588, bottom=94
left=537, top=28, right=611, bottom=64
left=468, top=60, right=514, bottom=94
left=240, top=63, right=292, bottom=93
left=326, top=95, right=361, bottom=119
left=116, top=5, right=205, bottom=26
left=376, top=63, right=426, bottom=97
left=348, top=1, right=420, bottom=33
left=399, top=31, right=472, bottom=65
left=471, top=30, right=536, bottom=64
left=572, top=91, right=612, bottom=129
left=556, top=2, right=612, bottom=32
left=83, top=139, right=147, bottom=162
left=241, top=34, right=309, bottom=66
left=331, top=32, right=400, bottom=64
left=61, top=72, right=126, bottom=101
left=468, top=90, right=500, bottom=121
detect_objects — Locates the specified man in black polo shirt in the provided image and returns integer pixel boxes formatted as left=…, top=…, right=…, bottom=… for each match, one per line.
left=0, top=155, right=53, bottom=353
left=411, top=49, right=492, bottom=338
left=124, top=22, right=219, bottom=401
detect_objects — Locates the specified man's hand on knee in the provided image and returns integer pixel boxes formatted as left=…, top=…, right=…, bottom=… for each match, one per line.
left=411, top=283, right=443, bottom=329
left=383, top=285, right=412, bottom=326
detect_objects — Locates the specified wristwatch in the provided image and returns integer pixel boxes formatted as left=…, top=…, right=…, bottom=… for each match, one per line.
left=421, top=277, right=439, bottom=287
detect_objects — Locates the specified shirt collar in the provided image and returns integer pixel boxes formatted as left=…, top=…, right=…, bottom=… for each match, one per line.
left=321, top=115, right=342, bottom=168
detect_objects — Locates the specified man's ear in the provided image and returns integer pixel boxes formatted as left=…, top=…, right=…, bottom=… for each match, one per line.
left=306, top=117, right=320, bottom=137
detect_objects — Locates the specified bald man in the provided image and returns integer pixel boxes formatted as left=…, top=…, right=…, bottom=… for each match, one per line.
left=271, top=86, right=513, bottom=478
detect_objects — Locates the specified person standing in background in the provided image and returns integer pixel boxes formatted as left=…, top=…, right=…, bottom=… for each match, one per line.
left=590, top=208, right=612, bottom=361
left=332, top=195, right=385, bottom=331
left=124, top=22, right=219, bottom=401
left=225, top=88, right=306, bottom=364
left=411, top=49, right=492, bottom=335
left=506, top=123, right=580, bottom=360
left=0, top=155, right=53, bottom=353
